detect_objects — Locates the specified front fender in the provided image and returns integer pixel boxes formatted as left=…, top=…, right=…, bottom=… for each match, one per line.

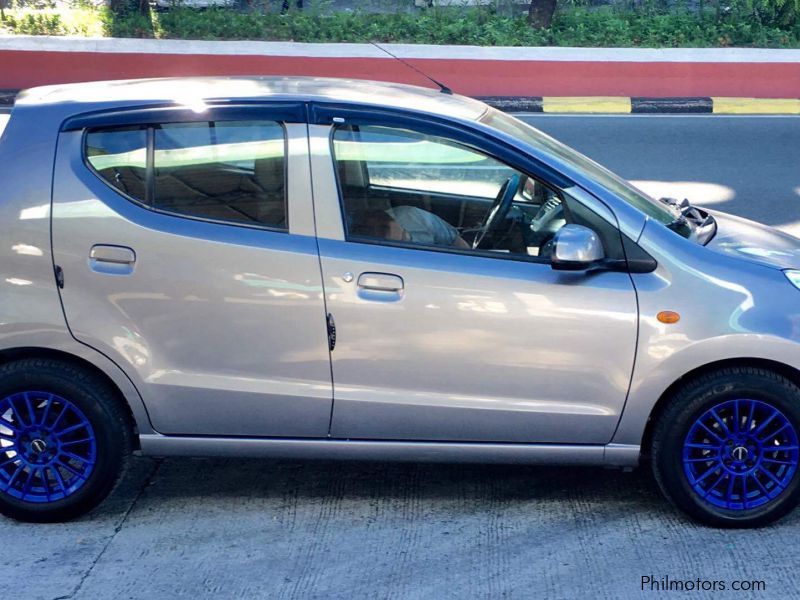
left=612, top=219, right=800, bottom=447
left=612, top=333, right=800, bottom=446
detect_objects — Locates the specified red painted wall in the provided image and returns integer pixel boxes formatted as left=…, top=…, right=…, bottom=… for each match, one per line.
left=2, top=49, right=799, bottom=97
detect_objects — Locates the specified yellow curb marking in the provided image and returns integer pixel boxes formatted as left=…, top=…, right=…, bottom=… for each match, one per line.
left=543, top=96, right=632, bottom=113
left=712, top=98, right=800, bottom=114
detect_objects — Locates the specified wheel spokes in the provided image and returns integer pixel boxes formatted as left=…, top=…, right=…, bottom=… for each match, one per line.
left=61, top=438, right=93, bottom=447
left=758, top=465, right=786, bottom=489
left=0, top=417, right=20, bottom=433
left=49, top=465, right=67, bottom=495
left=22, top=393, right=36, bottom=430
left=59, top=450, right=95, bottom=466
left=710, top=408, right=731, bottom=437
left=6, top=398, right=28, bottom=429
left=754, top=407, right=780, bottom=437
left=0, top=392, right=97, bottom=503
left=703, top=472, right=727, bottom=498
left=19, top=467, right=35, bottom=501
left=745, top=400, right=756, bottom=433
left=686, top=443, right=717, bottom=451
left=56, top=422, right=90, bottom=437
left=697, top=420, right=723, bottom=442
left=683, top=398, right=799, bottom=511
left=725, top=473, right=737, bottom=506
left=38, top=394, right=54, bottom=427
left=0, top=455, right=19, bottom=469
left=761, top=421, right=791, bottom=443
left=6, top=463, right=24, bottom=488
left=56, top=459, right=88, bottom=481
left=50, top=403, right=69, bottom=432
left=685, top=456, right=718, bottom=463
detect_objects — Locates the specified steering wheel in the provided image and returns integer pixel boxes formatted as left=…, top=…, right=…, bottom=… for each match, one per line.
left=472, top=174, right=521, bottom=250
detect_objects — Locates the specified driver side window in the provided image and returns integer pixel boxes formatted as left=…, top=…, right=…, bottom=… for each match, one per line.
left=332, top=124, right=567, bottom=259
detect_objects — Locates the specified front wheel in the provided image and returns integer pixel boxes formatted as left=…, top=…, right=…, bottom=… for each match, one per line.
left=652, top=367, right=800, bottom=528
left=0, top=359, right=132, bottom=522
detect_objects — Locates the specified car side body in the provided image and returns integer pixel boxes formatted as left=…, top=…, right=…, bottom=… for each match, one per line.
left=2, top=77, right=800, bottom=525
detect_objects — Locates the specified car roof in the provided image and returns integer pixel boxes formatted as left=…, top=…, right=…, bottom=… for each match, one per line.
left=15, top=76, right=489, bottom=121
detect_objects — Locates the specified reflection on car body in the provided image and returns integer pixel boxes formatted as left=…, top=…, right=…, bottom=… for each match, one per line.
left=1, top=77, right=800, bottom=528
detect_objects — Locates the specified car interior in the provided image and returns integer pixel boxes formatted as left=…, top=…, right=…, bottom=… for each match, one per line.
left=334, top=124, right=569, bottom=259
left=87, top=121, right=288, bottom=229
left=86, top=120, right=623, bottom=263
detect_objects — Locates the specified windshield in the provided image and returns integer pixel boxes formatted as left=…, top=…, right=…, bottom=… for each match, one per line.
left=479, top=109, right=691, bottom=237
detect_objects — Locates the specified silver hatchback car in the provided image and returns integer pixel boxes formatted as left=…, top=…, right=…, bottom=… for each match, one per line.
left=2, top=77, right=800, bottom=527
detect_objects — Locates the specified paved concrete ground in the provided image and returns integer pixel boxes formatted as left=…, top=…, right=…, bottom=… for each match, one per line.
left=4, top=115, right=800, bottom=600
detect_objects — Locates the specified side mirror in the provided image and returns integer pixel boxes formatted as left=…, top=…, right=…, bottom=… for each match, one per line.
left=550, top=224, right=605, bottom=271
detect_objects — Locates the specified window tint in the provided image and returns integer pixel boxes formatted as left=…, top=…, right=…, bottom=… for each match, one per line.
left=86, top=126, right=147, bottom=202
left=153, top=121, right=286, bottom=228
left=337, top=125, right=516, bottom=199
left=480, top=108, right=689, bottom=235
left=333, top=124, right=573, bottom=260
left=85, top=120, right=287, bottom=229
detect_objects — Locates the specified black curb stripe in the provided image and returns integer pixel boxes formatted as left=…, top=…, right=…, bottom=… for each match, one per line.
left=476, top=96, right=543, bottom=112
left=631, top=97, right=713, bottom=114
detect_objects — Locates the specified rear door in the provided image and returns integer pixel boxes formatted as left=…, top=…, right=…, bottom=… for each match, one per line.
left=51, top=103, right=334, bottom=437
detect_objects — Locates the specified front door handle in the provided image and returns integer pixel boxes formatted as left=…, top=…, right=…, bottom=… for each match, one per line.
left=357, top=272, right=404, bottom=292
left=89, top=245, right=136, bottom=275
left=356, top=272, right=404, bottom=302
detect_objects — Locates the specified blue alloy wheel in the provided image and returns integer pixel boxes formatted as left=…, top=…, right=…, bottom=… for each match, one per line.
left=0, top=391, right=97, bottom=503
left=682, top=399, right=799, bottom=510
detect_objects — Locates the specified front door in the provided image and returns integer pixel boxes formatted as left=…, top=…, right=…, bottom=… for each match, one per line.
left=51, top=105, right=333, bottom=437
left=310, top=116, right=638, bottom=444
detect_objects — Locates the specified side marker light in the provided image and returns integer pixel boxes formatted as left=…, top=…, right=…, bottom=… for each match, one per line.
left=657, top=311, right=680, bottom=324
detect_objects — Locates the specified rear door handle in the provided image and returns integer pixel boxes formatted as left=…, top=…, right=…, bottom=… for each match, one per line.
left=89, top=245, right=136, bottom=275
left=357, top=272, right=404, bottom=292
left=90, top=245, right=136, bottom=264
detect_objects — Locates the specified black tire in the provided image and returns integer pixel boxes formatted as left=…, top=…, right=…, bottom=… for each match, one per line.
left=652, top=366, right=800, bottom=528
left=0, top=358, right=132, bottom=523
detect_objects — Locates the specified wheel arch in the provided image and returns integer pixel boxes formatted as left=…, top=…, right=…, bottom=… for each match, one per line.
left=0, top=345, right=153, bottom=444
left=639, top=357, right=800, bottom=461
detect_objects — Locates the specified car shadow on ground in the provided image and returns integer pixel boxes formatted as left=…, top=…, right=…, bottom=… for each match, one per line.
left=96, top=455, right=682, bottom=521
left=77, top=456, right=800, bottom=529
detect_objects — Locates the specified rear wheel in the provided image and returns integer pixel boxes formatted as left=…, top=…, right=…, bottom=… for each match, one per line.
left=0, top=359, right=132, bottom=522
left=652, top=367, right=800, bottom=527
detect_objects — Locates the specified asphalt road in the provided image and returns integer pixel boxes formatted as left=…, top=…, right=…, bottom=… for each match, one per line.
left=4, top=115, right=800, bottom=600
left=521, top=114, right=800, bottom=233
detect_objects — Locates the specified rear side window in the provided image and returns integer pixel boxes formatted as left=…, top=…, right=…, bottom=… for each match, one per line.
left=85, top=126, right=147, bottom=201
left=85, top=120, right=287, bottom=230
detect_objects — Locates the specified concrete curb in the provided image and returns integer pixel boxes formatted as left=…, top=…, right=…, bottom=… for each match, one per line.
left=4, top=36, right=800, bottom=61
left=478, top=96, right=800, bottom=114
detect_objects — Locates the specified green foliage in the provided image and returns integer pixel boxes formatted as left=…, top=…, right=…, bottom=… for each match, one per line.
left=2, top=3, right=800, bottom=47
left=1, top=6, right=104, bottom=35
left=727, top=0, right=800, bottom=27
